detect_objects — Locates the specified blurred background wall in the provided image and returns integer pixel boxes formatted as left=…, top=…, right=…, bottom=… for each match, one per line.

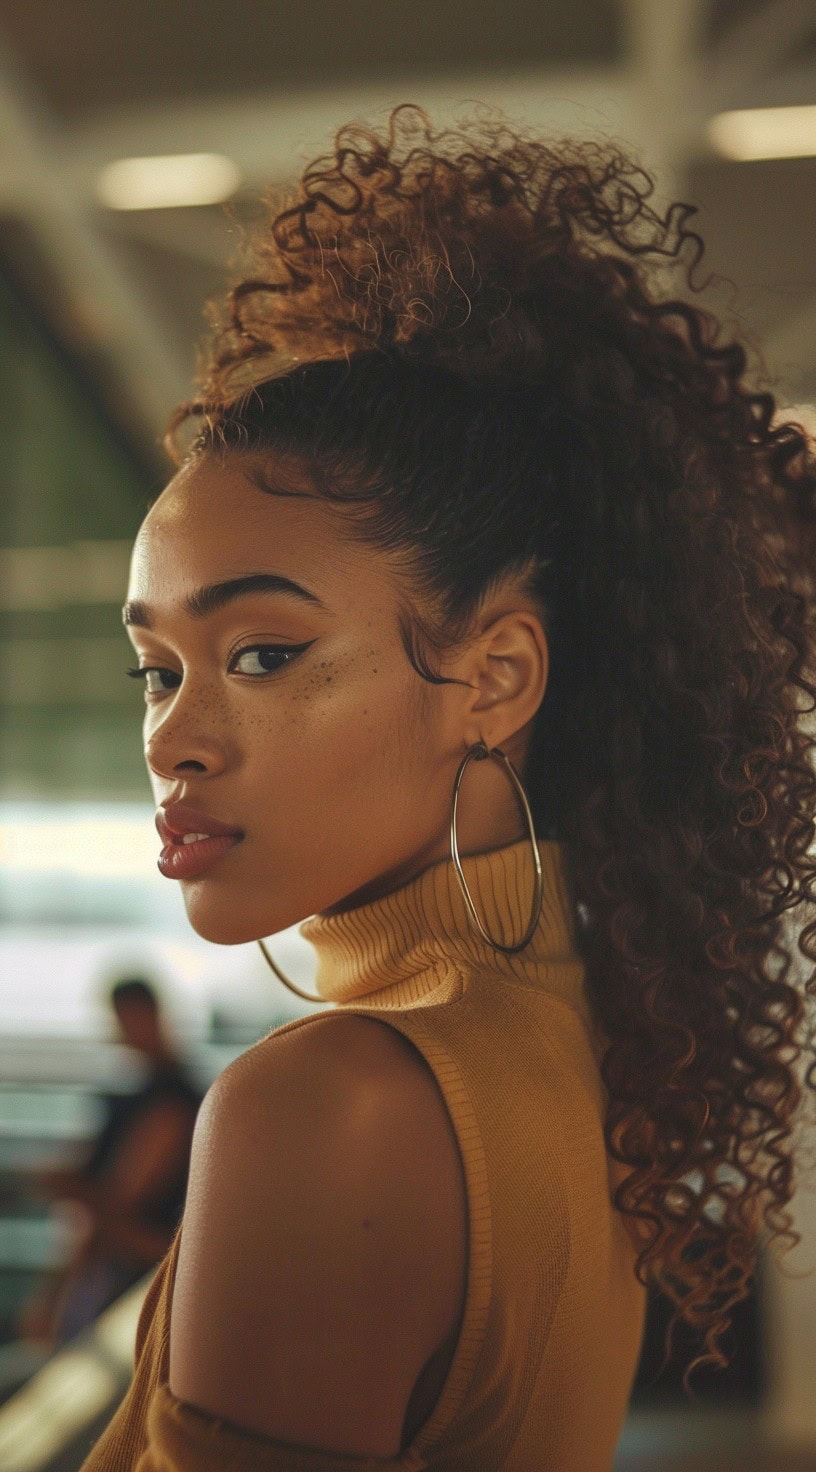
left=0, top=3, right=815, bottom=1469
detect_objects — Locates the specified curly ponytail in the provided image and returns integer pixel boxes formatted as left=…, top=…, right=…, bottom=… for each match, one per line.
left=166, top=102, right=816, bottom=1397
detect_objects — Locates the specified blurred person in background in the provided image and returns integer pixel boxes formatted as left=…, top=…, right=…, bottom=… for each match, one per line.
left=16, top=976, right=202, bottom=1349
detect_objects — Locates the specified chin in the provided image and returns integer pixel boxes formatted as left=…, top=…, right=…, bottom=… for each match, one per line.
left=180, top=892, right=271, bottom=946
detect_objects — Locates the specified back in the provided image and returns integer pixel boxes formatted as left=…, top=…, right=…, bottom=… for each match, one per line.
left=266, top=973, right=648, bottom=1470
left=78, top=836, right=649, bottom=1472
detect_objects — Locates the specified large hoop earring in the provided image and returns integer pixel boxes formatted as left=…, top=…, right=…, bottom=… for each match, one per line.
left=450, top=740, right=544, bottom=954
left=256, top=934, right=326, bottom=1005
left=257, top=739, right=544, bottom=1003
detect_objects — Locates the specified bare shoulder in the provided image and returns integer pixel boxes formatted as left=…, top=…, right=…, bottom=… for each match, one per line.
left=269, top=1012, right=469, bottom=1258
left=168, top=1011, right=468, bottom=1458
left=239, top=1010, right=467, bottom=1203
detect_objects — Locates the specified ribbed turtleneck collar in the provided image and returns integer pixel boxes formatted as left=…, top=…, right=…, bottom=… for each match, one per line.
left=298, top=837, right=588, bottom=1018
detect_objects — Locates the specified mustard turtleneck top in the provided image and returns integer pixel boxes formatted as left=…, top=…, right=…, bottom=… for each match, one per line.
left=80, top=837, right=647, bottom=1471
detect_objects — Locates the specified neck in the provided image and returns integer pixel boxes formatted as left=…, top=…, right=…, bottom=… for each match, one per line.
left=296, top=835, right=588, bottom=1016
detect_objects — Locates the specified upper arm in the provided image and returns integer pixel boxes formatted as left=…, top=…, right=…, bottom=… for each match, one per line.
left=167, top=1018, right=465, bottom=1460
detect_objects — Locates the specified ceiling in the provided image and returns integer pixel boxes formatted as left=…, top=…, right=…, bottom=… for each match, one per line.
left=0, top=0, right=807, bottom=462
left=0, top=0, right=814, bottom=465
left=0, top=0, right=624, bottom=118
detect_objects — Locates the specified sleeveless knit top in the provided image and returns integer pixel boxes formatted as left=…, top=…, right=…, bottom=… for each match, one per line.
left=79, top=837, right=647, bottom=1471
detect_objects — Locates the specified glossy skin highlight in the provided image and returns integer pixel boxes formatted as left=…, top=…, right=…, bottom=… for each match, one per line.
left=124, top=451, right=549, bottom=945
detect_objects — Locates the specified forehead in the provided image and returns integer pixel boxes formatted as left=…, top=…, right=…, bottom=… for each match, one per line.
left=128, top=453, right=378, bottom=602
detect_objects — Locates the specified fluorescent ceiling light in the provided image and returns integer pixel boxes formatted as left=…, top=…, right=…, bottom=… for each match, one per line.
left=708, top=104, right=816, bottom=161
left=96, top=152, right=241, bottom=209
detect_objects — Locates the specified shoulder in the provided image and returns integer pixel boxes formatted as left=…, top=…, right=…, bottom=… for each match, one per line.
left=168, top=1012, right=467, bottom=1459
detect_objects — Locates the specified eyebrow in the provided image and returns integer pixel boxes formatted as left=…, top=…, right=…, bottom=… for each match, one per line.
left=122, top=572, right=329, bottom=629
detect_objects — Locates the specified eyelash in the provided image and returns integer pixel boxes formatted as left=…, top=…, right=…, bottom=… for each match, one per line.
left=126, top=642, right=312, bottom=695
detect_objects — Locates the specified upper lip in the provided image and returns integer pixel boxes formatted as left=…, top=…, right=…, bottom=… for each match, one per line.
left=156, top=802, right=245, bottom=844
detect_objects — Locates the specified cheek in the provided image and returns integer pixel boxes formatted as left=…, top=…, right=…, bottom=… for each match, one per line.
left=244, top=646, right=414, bottom=781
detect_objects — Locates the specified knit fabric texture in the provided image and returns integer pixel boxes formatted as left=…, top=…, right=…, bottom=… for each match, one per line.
left=79, top=836, right=647, bottom=1471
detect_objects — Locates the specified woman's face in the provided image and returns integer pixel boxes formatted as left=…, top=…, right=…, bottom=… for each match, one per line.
left=124, top=451, right=547, bottom=944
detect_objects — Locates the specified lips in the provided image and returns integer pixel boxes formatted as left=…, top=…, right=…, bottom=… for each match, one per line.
left=155, top=802, right=246, bottom=882
left=156, top=802, right=245, bottom=845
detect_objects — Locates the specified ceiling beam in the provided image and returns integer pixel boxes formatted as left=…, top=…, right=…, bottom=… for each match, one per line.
left=0, top=30, right=193, bottom=446
left=617, top=0, right=708, bottom=194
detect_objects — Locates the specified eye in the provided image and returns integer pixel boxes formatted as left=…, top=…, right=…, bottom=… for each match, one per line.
left=125, top=638, right=312, bottom=694
left=228, top=643, right=312, bottom=675
left=126, top=666, right=181, bottom=694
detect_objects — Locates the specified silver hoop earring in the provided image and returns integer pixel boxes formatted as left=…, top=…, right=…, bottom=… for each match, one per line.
left=257, top=739, right=544, bottom=1003
left=450, top=740, right=544, bottom=953
left=256, top=934, right=326, bottom=1005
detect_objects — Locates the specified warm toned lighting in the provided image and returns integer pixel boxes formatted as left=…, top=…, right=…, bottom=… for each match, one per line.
left=708, top=104, right=816, bottom=161
left=96, top=152, right=241, bottom=209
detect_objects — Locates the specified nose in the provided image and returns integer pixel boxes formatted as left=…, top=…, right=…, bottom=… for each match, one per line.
left=144, top=697, right=231, bottom=781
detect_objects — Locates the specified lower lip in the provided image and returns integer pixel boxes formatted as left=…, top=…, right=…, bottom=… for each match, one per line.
left=158, top=834, right=243, bottom=879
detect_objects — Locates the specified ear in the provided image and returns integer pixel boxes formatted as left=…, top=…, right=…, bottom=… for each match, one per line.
left=459, top=610, right=549, bottom=752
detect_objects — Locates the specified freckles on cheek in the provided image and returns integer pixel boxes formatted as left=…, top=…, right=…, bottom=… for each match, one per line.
left=291, top=645, right=391, bottom=755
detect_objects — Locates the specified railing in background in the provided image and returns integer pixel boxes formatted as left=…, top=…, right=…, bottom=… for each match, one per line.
left=0, top=1033, right=249, bottom=1408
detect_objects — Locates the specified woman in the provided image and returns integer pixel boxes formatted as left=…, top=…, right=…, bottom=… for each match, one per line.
left=81, top=104, right=816, bottom=1470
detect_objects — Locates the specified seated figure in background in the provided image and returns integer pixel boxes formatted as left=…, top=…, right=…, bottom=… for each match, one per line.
left=17, top=976, right=203, bottom=1348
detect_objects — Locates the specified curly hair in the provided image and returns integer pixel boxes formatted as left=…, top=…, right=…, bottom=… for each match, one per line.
left=165, top=102, right=816, bottom=1397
